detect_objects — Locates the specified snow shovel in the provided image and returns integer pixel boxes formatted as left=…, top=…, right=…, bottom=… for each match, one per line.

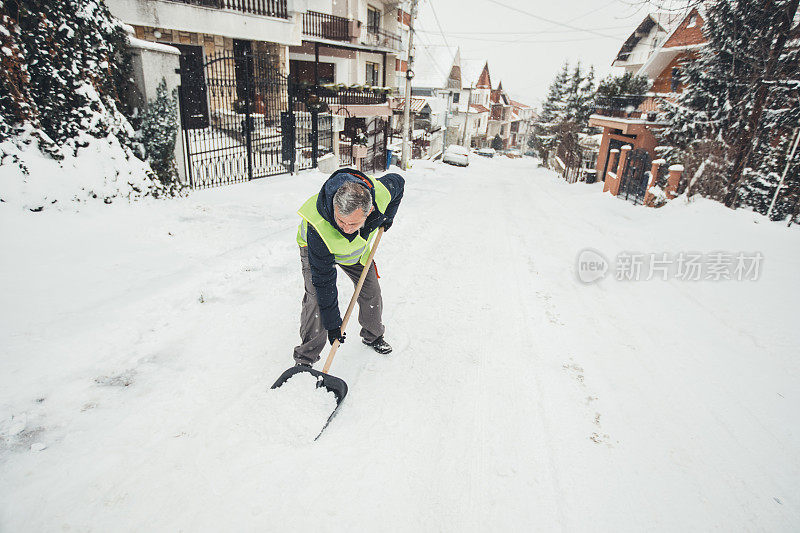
left=271, top=227, right=385, bottom=435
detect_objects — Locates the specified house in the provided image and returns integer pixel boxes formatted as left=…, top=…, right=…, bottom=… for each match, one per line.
left=510, top=100, right=535, bottom=150
left=289, top=0, right=412, bottom=172
left=588, top=8, right=706, bottom=194
left=438, top=51, right=488, bottom=149
left=106, top=0, right=412, bottom=183
left=106, top=0, right=305, bottom=187
left=488, top=80, right=514, bottom=149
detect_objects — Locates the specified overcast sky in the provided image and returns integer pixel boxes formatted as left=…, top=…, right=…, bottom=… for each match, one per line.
left=411, top=0, right=693, bottom=107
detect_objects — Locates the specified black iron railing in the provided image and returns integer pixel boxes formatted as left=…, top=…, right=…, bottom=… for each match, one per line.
left=321, top=88, right=388, bottom=106
left=303, top=11, right=351, bottom=42
left=166, top=0, right=289, bottom=18
left=592, top=95, right=661, bottom=121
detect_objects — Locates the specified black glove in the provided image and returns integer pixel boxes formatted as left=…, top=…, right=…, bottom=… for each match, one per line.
left=381, top=218, right=393, bottom=232
left=327, top=327, right=346, bottom=345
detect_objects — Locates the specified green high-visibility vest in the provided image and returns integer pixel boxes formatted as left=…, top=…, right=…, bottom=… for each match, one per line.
left=296, top=175, right=391, bottom=266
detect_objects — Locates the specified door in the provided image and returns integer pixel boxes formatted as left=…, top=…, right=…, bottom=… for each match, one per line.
left=175, top=44, right=209, bottom=130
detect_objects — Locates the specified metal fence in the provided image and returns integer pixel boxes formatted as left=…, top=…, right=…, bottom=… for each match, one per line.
left=167, top=0, right=288, bottom=18
left=179, top=51, right=333, bottom=189
left=303, top=11, right=350, bottom=41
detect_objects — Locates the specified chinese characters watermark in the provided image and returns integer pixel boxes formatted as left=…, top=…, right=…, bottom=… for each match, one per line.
left=577, top=249, right=763, bottom=284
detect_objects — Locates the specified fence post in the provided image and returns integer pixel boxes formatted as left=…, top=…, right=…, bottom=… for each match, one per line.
left=666, top=164, right=684, bottom=199
left=644, top=159, right=662, bottom=206
left=609, top=145, right=630, bottom=196
left=243, top=53, right=254, bottom=181
left=603, top=149, right=619, bottom=193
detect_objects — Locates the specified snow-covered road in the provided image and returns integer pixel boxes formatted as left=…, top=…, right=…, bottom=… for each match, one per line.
left=2, top=156, right=799, bottom=531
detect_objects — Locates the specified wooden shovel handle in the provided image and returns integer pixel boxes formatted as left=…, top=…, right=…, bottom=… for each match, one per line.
left=322, top=227, right=385, bottom=374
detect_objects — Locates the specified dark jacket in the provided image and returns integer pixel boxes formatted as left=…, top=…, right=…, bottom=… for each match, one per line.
left=305, top=168, right=404, bottom=330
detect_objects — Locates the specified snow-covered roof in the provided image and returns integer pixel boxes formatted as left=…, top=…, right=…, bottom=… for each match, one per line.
left=422, top=96, right=443, bottom=115
left=413, top=47, right=489, bottom=90
left=637, top=7, right=707, bottom=80
left=612, top=12, right=683, bottom=68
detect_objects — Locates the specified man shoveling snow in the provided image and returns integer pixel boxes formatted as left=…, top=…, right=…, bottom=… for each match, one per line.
left=293, top=168, right=405, bottom=367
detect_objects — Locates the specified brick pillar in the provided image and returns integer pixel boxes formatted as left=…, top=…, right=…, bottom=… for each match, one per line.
left=595, top=127, right=611, bottom=182
left=666, top=164, right=684, bottom=199
left=643, top=159, right=663, bottom=207
left=603, top=149, right=620, bottom=193
left=609, top=145, right=631, bottom=196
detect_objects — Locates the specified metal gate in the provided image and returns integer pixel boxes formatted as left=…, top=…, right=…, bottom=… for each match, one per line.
left=618, top=148, right=651, bottom=204
left=180, top=51, right=332, bottom=189
left=337, top=116, right=387, bottom=173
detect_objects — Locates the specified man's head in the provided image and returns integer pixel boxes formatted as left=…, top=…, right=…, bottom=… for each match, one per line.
left=332, top=181, right=373, bottom=234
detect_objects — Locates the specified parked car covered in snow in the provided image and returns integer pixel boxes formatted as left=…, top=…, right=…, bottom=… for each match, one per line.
left=442, top=145, right=469, bottom=166
left=475, top=147, right=495, bottom=158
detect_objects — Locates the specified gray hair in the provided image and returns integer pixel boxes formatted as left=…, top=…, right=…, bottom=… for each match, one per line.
left=333, top=181, right=372, bottom=216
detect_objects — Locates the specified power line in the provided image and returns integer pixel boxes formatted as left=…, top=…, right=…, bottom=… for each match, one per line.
left=427, top=0, right=453, bottom=54
left=572, top=0, right=620, bottom=22
left=415, top=24, right=633, bottom=35
left=413, top=35, right=602, bottom=45
left=483, top=0, right=622, bottom=39
left=413, top=28, right=448, bottom=78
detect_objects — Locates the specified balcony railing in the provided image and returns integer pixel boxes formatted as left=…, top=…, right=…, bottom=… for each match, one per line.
left=592, top=95, right=665, bottom=122
left=166, top=0, right=288, bottom=18
left=321, top=88, right=388, bottom=106
left=362, top=27, right=402, bottom=51
left=303, top=11, right=351, bottom=42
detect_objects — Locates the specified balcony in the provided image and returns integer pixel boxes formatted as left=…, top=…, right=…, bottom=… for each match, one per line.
left=362, top=27, right=402, bottom=51
left=165, top=0, right=288, bottom=18
left=591, top=95, right=664, bottom=122
left=303, top=11, right=352, bottom=42
left=320, top=87, right=388, bottom=105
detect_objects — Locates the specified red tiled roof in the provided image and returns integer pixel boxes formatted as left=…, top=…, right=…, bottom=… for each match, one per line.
left=470, top=104, right=490, bottom=114
left=476, top=62, right=492, bottom=89
left=392, top=98, right=427, bottom=113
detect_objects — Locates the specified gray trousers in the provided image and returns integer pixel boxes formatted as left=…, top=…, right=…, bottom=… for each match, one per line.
left=294, top=247, right=385, bottom=365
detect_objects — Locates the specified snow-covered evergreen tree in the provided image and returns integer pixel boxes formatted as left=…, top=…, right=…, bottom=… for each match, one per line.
left=564, top=62, right=596, bottom=125
left=491, top=134, right=503, bottom=151
left=532, top=61, right=597, bottom=162
left=531, top=62, right=570, bottom=160
left=659, top=0, right=800, bottom=212
left=595, top=72, right=649, bottom=113
left=0, top=0, right=183, bottom=207
left=139, top=79, right=184, bottom=197
left=15, top=0, right=132, bottom=146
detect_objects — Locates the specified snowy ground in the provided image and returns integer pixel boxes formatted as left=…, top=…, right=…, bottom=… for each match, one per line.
left=1, top=156, right=799, bottom=531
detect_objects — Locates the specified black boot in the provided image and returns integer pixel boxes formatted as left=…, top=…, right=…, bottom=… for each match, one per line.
left=362, top=335, right=392, bottom=354
left=295, top=361, right=312, bottom=368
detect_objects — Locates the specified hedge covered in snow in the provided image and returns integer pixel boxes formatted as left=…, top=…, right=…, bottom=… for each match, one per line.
left=0, top=0, right=181, bottom=210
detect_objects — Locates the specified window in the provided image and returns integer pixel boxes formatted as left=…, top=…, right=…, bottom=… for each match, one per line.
left=687, top=14, right=697, bottom=28
left=671, top=67, right=681, bottom=92
left=366, top=62, right=380, bottom=86
left=290, top=60, right=335, bottom=85
left=367, top=6, right=381, bottom=33
left=452, top=92, right=460, bottom=103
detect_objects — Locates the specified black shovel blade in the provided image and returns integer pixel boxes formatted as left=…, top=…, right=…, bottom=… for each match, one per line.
left=271, top=366, right=348, bottom=440
left=271, top=366, right=348, bottom=406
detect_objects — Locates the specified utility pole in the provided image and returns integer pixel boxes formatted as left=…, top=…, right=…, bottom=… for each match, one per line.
left=461, top=84, right=473, bottom=146
left=442, top=89, right=451, bottom=155
left=400, top=0, right=418, bottom=170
